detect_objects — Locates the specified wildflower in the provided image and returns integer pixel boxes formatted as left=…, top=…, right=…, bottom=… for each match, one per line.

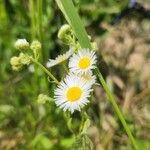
left=15, top=39, right=29, bottom=51
left=69, top=49, right=97, bottom=75
left=46, top=48, right=74, bottom=68
left=54, top=73, right=93, bottom=113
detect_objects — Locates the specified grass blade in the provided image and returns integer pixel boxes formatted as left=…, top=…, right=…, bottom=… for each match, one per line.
left=55, top=0, right=91, bottom=49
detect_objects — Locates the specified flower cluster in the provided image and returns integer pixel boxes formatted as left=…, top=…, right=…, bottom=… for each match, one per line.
left=48, top=49, right=97, bottom=113
left=10, top=39, right=41, bottom=71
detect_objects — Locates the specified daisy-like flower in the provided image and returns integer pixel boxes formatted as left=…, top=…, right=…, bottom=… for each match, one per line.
left=69, top=49, right=97, bottom=75
left=54, top=73, right=93, bottom=113
left=46, top=48, right=74, bottom=68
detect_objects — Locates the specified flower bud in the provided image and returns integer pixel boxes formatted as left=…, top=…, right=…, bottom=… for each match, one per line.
left=58, top=24, right=72, bottom=44
left=15, top=39, right=29, bottom=51
left=37, top=94, right=52, bottom=104
left=30, top=40, right=41, bottom=60
left=30, top=40, right=41, bottom=51
left=10, top=56, right=21, bottom=66
left=10, top=56, right=23, bottom=71
left=12, top=65, right=22, bottom=71
left=91, top=42, right=98, bottom=51
left=19, top=53, right=31, bottom=65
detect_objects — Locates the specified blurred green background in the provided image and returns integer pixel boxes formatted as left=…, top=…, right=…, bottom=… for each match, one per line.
left=0, top=0, right=150, bottom=149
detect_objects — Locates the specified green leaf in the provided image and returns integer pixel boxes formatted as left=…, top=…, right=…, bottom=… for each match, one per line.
left=55, top=0, right=91, bottom=49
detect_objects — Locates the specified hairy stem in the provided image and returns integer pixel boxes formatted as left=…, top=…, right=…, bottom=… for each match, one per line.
left=31, top=58, right=59, bottom=84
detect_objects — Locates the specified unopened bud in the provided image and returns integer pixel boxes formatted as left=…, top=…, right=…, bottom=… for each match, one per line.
left=37, top=94, right=52, bottom=104
left=10, top=56, right=20, bottom=66
left=30, top=40, right=41, bottom=60
left=30, top=40, right=41, bottom=51
left=91, top=42, right=98, bottom=51
left=19, top=53, right=31, bottom=65
left=15, top=39, right=29, bottom=51
left=10, top=56, right=23, bottom=71
left=12, top=65, right=22, bottom=71
left=58, top=24, right=72, bottom=44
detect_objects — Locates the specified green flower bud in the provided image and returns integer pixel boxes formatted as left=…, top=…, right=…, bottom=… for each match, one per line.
left=10, top=56, right=23, bottom=71
left=12, top=65, right=22, bottom=71
left=30, top=40, right=41, bottom=60
left=19, top=53, right=31, bottom=65
left=10, top=56, right=21, bottom=66
left=30, top=40, right=41, bottom=51
left=15, top=39, right=29, bottom=51
left=37, top=94, right=53, bottom=104
left=58, top=24, right=73, bottom=44
left=91, top=42, right=98, bottom=51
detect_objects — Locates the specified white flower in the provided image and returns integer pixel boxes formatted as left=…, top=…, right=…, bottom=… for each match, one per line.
left=46, top=48, right=74, bottom=68
left=54, top=73, right=93, bottom=113
left=69, top=49, right=97, bottom=75
left=15, top=39, right=29, bottom=50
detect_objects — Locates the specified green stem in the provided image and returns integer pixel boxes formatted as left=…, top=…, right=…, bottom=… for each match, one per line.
left=37, top=0, right=43, bottom=42
left=29, top=0, right=36, bottom=39
left=31, top=58, right=59, bottom=84
left=95, top=68, right=139, bottom=150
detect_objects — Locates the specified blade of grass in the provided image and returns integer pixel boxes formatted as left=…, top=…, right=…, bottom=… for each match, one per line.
left=55, top=0, right=91, bottom=49
left=55, top=0, right=139, bottom=149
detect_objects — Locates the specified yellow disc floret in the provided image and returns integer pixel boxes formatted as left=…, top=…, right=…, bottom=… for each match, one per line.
left=67, top=87, right=82, bottom=101
left=78, top=57, right=90, bottom=69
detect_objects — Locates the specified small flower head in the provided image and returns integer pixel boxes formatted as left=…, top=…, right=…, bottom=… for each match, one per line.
left=30, top=40, right=41, bottom=60
left=37, top=94, right=52, bottom=104
left=69, top=49, right=97, bottom=75
left=15, top=39, right=29, bottom=51
left=30, top=40, right=41, bottom=51
left=47, top=48, right=74, bottom=68
left=10, top=56, right=22, bottom=71
left=54, top=73, right=93, bottom=113
left=58, top=24, right=72, bottom=43
left=19, top=53, right=31, bottom=65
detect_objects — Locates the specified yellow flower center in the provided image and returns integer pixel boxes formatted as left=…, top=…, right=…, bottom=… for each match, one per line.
left=67, top=87, right=82, bottom=101
left=78, top=57, right=90, bottom=69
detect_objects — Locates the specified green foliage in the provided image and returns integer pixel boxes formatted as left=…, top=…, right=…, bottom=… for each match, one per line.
left=0, top=0, right=150, bottom=149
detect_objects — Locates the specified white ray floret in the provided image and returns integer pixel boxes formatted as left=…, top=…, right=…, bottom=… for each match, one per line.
left=47, top=48, right=74, bottom=68
left=69, top=49, right=97, bottom=75
left=54, top=73, right=93, bottom=113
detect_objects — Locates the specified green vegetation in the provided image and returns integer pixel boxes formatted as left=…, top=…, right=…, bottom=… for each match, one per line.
left=0, top=0, right=150, bottom=149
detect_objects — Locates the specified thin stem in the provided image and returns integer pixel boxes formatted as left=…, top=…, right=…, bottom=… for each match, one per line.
left=29, top=0, right=36, bottom=39
left=95, top=68, right=139, bottom=150
left=37, top=0, right=43, bottom=42
left=62, top=62, right=69, bottom=73
left=31, top=58, right=59, bottom=84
